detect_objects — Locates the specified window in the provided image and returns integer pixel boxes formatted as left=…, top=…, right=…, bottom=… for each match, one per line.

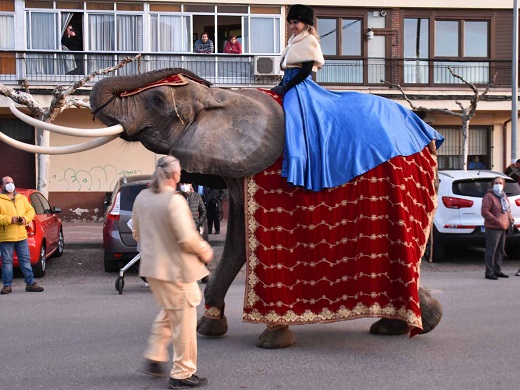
left=0, top=14, right=14, bottom=49
left=249, top=17, right=280, bottom=54
left=436, top=126, right=490, bottom=170
left=150, top=14, right=190, bottom=52
left=316, top=17, right=363, bottom=83
left=30, top=193, right=45, bottom=215
left=434, top=19, right=489, bottom=84
left=404, top=18, right=429, bottom=84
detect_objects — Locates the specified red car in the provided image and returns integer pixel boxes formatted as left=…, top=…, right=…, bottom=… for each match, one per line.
left=0, top=189, right=64, bottom=277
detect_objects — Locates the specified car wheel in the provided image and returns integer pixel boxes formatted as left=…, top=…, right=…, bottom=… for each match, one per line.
left=104, top=251, right=120, bottom=273
left=33, top=244, right=46, bottom=278
left=53, top=230, right=64, bottom=258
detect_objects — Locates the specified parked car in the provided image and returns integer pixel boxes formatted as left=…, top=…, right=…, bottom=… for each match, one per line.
left=0, top=189, right=64, bottom=277
left=428, top=170, right=520, bottom=261
left=103, top=175, right=211, bottom=272
left=103, top=175, right=151, bottom=272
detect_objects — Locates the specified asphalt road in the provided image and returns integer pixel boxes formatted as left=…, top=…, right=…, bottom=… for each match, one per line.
left=1, top=247, right=520, bottom=390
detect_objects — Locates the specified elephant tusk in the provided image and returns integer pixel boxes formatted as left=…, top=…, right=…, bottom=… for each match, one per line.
left=0, top=131, right=118, bottom=155
left=9, top=103, right=124, bottom=137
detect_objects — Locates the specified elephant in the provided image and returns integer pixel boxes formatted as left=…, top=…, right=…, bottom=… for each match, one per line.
left=4, top=68, right=443, bottom=349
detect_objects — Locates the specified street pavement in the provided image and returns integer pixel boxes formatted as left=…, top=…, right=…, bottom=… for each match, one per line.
left=1, top=221, right=520, bottom=390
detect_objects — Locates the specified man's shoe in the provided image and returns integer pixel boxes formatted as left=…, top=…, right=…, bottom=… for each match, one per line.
left=169, top=374, right=208, bottom=389
left=138, top=359, right=165, bottom=377
left=485, top=274, right=498, bottom=280
left=495, top=272, right=509, bottom=278
left=1, top=286, right=12, bottom=295
left=26, top=282, right=44, bottom=292
left=215, top=231, right=220, bottom=234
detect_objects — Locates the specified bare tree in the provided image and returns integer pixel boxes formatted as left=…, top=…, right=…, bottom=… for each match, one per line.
left=0, top=54, right=141, bottom=197
left=383, top=67, right=497, bottom=170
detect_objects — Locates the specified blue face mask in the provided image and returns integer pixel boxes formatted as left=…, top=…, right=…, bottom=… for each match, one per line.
left=493, top=183, right=503, bottom=193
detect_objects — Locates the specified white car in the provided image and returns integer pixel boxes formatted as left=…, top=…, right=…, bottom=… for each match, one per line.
left=429, top=170, right=520, bottom=261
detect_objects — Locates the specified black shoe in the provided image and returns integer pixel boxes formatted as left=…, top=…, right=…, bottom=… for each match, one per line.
left=485, top=274, right=498, bottom=280
left=169, top=374, right=208, bottom=389
left=495, top=272, right=509, bottom=278
left=215, top=231, right=220, bottom=234
left=138, top=359, right=165, bottom=377
left=516, top=269, right=520, bottom=276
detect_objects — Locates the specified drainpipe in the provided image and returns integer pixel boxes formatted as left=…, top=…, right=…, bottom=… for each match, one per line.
left=513, top=0, right=519, bottom=162
left=504, top=118, right=512, bottom=170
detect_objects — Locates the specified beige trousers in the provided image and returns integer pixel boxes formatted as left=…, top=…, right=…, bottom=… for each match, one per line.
left=144, top=278, right=201, bottom=379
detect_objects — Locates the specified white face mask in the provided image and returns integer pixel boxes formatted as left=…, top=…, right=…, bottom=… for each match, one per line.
left=493, top=183, right=503, bottom=193
left=180, top=184, right=190, bottom=193
left=4, top=182, right=15, bottom=193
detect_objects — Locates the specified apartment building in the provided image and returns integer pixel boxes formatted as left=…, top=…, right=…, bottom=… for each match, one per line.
left=0, top=0, right=517, bottom=219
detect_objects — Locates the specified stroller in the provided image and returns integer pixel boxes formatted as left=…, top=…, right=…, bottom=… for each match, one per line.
left=115, top=219, right=147, bottom=294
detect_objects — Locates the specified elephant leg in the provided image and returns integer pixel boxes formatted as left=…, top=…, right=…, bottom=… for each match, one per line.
left=256, top=324, right=296, bottom=349
left=369, top=286, right=443, bottom=335
left=197, top=195, right=245, bottom=337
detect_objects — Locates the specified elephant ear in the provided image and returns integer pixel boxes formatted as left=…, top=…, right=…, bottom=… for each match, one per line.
left=171, top=86, right=285, bottom=178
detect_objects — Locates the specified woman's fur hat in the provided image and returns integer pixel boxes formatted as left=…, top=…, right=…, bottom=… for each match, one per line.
left=286, top=4, right=314, bottom=26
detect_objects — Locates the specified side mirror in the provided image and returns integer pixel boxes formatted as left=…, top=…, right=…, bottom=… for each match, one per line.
left=52, top=207, right=62, bottom=214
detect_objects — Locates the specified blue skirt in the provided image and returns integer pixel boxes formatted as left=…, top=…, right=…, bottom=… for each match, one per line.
left=280, top=69, right=444, bottom=191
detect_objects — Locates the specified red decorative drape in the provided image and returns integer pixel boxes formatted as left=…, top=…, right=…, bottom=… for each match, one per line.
left=243, top=148, right=437, bottom=336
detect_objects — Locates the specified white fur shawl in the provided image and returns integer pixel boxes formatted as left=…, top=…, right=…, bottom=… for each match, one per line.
left=280, top=30, right=325, bottom=72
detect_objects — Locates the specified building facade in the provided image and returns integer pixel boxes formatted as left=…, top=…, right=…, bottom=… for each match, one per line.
left=0, top=0, right=518, bottom=220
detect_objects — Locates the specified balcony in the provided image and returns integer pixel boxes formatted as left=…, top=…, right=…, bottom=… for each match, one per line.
left=0, top=51, right=515, bottom=89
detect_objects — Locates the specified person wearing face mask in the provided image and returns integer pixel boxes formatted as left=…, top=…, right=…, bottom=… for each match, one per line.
left=0, top=176, right=44, bottom=294
left=481, top=177, right=514, bottom=280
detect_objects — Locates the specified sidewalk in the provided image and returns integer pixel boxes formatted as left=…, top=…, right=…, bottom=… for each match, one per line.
left=62, top=221, right=103, bottom=248
left=62, top=220, right=228, bottom=249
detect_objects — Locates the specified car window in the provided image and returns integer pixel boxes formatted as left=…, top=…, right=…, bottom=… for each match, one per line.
left=30, top=193, right=45, bottom=214
left=36, top=192, right=51, bottom=212
left=452, top=178, right=520, bottom=197
left=120, top=184, right=148, bottom=211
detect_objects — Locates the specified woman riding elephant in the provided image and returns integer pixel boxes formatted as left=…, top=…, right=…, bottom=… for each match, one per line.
left=271, top=4, right=442, bottom=192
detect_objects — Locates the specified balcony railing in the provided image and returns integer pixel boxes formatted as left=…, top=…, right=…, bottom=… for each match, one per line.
left=0, top=51, right=515, bottom=89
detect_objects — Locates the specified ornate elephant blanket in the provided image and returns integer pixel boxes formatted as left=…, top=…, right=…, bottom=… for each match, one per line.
left=242, top=147, right=437, bottom=336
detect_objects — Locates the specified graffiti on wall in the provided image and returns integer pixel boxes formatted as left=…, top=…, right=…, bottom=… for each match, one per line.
left=50, top=165, right=143, bottom=191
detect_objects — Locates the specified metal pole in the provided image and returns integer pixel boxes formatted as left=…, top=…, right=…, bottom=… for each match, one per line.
left=512, top=0, right=518, bottom=163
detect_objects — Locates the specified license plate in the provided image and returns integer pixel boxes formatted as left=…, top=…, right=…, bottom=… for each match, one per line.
left=480, top=226, right=485, bottom=233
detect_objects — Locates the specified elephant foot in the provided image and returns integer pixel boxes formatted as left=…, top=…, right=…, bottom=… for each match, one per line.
left=256, top=324, right=296, bottom=349
left=369, top=318, right=409, bottom=336
left=197, top=304, right=228, bottom=337
left=418, top=286, right=443, bottom=334
left=197, top=315, right=228, bottom=337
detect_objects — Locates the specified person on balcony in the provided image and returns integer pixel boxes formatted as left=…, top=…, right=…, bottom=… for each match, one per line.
left=194, top=32, right=214, bottom=54
left=223, top=35, right=242, bottom=54
left=61, top=24, right=84, bottom=75
left=270, top=4, right=443, bottom=192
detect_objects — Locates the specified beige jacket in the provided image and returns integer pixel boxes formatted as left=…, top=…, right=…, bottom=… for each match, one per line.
left=132, top=186, right=212, bottom=283
left=280, top=30, right=325, bottom=72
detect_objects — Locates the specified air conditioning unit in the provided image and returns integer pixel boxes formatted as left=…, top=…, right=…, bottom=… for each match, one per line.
left=254, top=56, right=282, bottom=76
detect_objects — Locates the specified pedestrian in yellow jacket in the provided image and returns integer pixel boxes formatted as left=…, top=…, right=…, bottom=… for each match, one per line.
left=0, top=176, right=44, bottom=294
